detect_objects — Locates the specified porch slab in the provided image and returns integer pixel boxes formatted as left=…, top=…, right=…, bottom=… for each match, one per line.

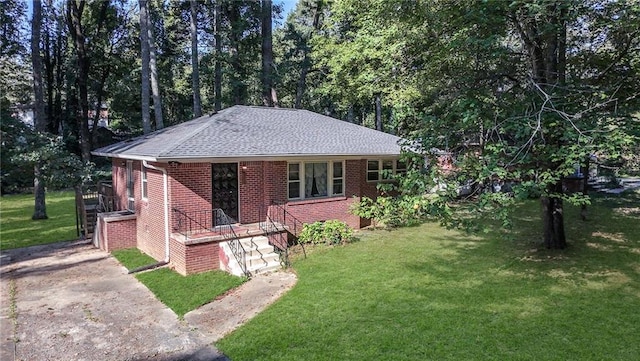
left=173, top=222, right=287, bottom=245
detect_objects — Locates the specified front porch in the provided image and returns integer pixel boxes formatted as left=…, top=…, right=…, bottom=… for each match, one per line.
left=170, top=205, right=302, bottom=277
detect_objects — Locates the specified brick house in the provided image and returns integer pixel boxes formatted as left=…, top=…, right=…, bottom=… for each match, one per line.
left=92, top=106, right=405, bottom=276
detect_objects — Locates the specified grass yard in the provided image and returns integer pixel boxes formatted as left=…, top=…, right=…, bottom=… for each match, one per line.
left=0, top=191, right=77, bottom=250
left=112, top=248, right=246, bottom=318
left=135, top=268, right=245, bottom=318
left=217, top=191, right=640, bottom=361
left=112, top=248, right=158, bottom=271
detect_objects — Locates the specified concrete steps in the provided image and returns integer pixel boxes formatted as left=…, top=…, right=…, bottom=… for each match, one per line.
left=220, top=236, right=282, bottom=277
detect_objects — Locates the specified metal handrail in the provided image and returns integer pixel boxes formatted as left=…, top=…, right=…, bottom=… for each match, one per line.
left=172, top=208, right=249, bottom=277
left=172, top=208, right=211, bottom=236
left=262, top=213, right=291, bottom=267
left=216, top=209, right=249, bottom=277
left=260, top=203, right=307, bottom=266
left=266, top=202, right=305, bottom=237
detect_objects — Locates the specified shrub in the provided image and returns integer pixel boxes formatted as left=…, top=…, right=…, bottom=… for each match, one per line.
left=299, top=220, right=355, bottom=245
left=350, top=195, right=431, bottom=228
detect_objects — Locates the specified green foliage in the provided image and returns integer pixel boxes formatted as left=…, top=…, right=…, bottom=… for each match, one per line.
left=134, top=268, right=245, bottom=318
left=218, top=195, right=640, bottom=361
left=0, top=191, right=77, bottom=250
left=1, top=115, right=93, bottom=191
left=350, top=195, right=431, bottom=228
left=298, top=220, right=354, bottom=245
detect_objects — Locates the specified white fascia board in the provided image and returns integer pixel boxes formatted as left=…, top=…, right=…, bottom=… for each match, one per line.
left=153, top=153, right=402, bottom=164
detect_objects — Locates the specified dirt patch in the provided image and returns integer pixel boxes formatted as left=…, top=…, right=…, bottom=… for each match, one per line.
left=0, top=241, right=227, bottom=361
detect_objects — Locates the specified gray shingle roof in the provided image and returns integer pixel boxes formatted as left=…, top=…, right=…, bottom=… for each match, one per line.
left=92, top=106, right=404, bottom=162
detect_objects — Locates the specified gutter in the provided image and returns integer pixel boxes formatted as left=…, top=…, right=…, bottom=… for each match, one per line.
left=143, top=160, right=170, bottom=263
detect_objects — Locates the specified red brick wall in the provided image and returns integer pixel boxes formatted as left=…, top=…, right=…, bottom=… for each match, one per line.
left=136, top=162, right=168, bottom=261
left=239, top=161, right=264, bottom=223
left=167, top=163, right=212, bottom=230
left=98, top=216, right=137, bottom=252
left=169, top=236, right=220, bottom=276
left=283, top=160, right=366, bottom=229
left=238, top=159, right=378, bottom=229
left=107, top=157, right=386, bottom=274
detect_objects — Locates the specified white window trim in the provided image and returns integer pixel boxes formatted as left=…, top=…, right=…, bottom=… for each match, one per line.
left=288, top=160, right=345, bottom=200
left=367, top=159, right=405, bottom=182
left=141, top=164, right=148, bottom=200
left=126, top=160, right=135, bottom=211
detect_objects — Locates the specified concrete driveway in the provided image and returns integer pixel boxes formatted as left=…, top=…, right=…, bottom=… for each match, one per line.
left=0, top=240, right=227, bottom=361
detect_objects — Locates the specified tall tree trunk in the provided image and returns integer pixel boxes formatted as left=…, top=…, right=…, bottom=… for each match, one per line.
left=90, top=66, right=110, bottom=144
left=44, top=23, right=55, bottom=133
left=139, top=0, right=151, bottom=134
left=261, top=0, right=277, bottom=107
left=31, top=0, right=47, bottom=220
left=580, top=155, right=590, bottom=221
left=54, top=16, right=64, bottom=135
left=148, top=3, right=163, bottom=130
left=347, top=105, right=355, bottom=123
left=375, top=94, right=382, bottom=131
left=295, top=54, right=308, bottom=109
left=213, top=0, right=222, bottom=111
left=66, top=0, right=91, bottom=162
left=513, top=3, right=569, bottom=249
left=294, top=1, right=322, bottom=109
left=541, top=181, right=566, bottom=249
left=227, top=3, right=244, bottom=105
left=190, top=0, right=202, bottom=117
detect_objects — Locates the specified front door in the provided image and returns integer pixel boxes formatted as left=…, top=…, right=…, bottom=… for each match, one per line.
left=212, top=163, right=239, bottom=223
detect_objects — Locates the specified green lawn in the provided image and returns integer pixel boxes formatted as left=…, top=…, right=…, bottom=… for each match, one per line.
left=135, top=268, right=246, bottom=318
left=112, top=248, right=158, bottom=271
left=0, top=191, right=78, bottom=250
left=217, top=191, right=640, bottom=360
left=112, top=248, right=246, bottom=318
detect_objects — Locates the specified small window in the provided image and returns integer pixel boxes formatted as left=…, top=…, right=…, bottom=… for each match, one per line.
left=382, top=160, right=394, bottom=179
left=367, top=159, right=405, bottom=182
left=126, top=160, right=134, bottom=211
left=288, top=163, right=301, bottom=199
left=396, top=160, right=407, bottom=175
left=332, top=161, right=344, bottom=196
left=367, top=160, right=380, bottom=181
left=141, top=165, right=148, bottom=199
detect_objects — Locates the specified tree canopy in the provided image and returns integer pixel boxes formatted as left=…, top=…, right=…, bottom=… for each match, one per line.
left=2, top=0, right=638, bottom=246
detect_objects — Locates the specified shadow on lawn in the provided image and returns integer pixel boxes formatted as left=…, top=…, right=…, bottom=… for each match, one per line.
left=402, top=189, right=640, bottom=294
left=395, top=200, right=639, bottom=332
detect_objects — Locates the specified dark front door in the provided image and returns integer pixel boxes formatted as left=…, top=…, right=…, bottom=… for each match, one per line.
left=212, top=163, right=239, bottom=223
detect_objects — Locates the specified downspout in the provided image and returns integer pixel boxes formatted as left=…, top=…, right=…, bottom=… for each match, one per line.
left=143, top=160, right=170, bottom=263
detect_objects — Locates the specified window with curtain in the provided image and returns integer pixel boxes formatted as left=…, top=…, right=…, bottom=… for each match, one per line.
left=288, top=161, right=344, bottom=200
left=305, top=162, right=327, bottom=198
